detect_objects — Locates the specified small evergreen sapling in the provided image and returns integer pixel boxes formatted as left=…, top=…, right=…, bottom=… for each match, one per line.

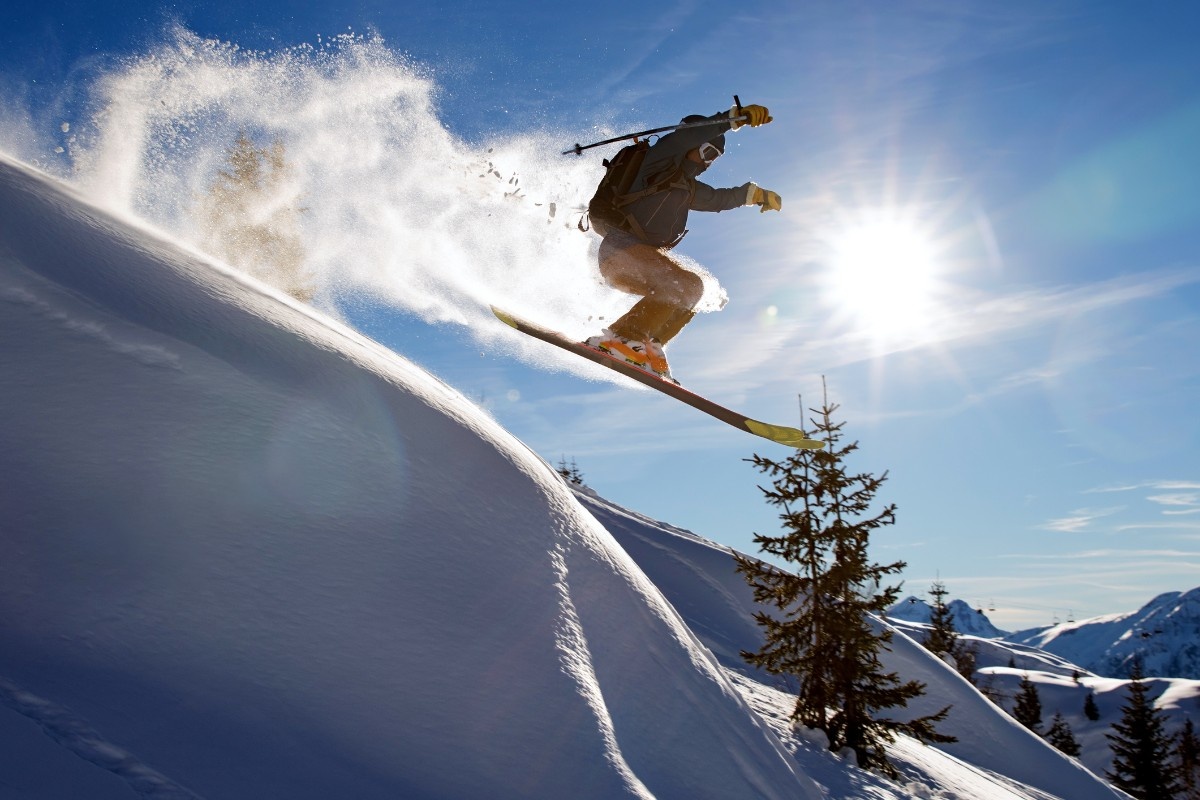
left=1013, top=674, right=1043, bottom=733
left=923, top=580, right=958, bottom=659
left=1045, top=711, right=1081, bottom=757
left=556, top=456, right=584, bottom=485
left=919, top=580, right=977, bottom=683
left=1084, top=691, right=1101, bottom=722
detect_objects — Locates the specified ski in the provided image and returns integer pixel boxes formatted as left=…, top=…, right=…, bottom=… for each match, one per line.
left=492, top=306, right=823, bottom=450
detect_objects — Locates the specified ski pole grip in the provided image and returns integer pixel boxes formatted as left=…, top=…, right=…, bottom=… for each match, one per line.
left=733, top=94, right=748, bottom=125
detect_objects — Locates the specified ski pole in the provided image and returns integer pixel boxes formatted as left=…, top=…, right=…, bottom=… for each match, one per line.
left=563, top=96, right=749, bottom=156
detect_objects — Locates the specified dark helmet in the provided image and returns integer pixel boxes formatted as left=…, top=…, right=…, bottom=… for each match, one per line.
left=680, top=115, right=724, bottom=153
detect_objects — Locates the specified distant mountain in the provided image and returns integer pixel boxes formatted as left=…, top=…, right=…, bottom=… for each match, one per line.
left=887, top=591, right=1200, bottom=781
left=888, top=596, right=1008, bottom=639
left=1006, top=587, right=1200, bottom=679
left=889, top=589, right=1200, bottom=680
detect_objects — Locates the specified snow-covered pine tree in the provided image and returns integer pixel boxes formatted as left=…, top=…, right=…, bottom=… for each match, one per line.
left=1013, top=674, right=1043, bottom=732
left=923, top=580, right=958, bottom=660
left=1045, top=711, right=1081, bottom=757
left=736, top=381, right=954, bottom=778
left=1106, top=660, right=1183, bottom=800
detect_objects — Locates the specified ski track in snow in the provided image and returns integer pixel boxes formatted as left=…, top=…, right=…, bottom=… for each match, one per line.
left=547, top=542, right=655, bottom=799
left=0, top=675, right=203, bottom=799
left=2, top=285, right=182, bottom=370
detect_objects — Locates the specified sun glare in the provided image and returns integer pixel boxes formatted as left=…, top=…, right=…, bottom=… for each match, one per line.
left=823, top=211, right=942, bottom=342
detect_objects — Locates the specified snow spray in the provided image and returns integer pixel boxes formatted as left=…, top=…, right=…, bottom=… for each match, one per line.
left=6, top=27, right=725, bottom=360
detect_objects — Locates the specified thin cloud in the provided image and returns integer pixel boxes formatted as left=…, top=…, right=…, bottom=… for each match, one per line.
left=1113, top=521, right=1200, bottom=534
left=999, top=548, right=1200, bottom=562
left=1041, top=506, right=1124, bottom=533
left=1148, top=491, right=1200, bottom=509
left=1082, top=480, right=1200, bottom=517
left=1086, top=479, right=1200, bottom=494
left=684, top=264, right=1200, bottom=398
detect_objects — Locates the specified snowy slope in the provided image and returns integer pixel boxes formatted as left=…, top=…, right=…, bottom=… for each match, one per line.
left=0, top=151, right=1135, bottom=799
left=589, top=484, right=1200, bottom=792
left=0, top=153, right=821, bottom=799
left=977, top=667, right=1200, bottom=782
left=578, top=491, right=1128, bottom=800
left=1007, top=587, right=1200, bottom=679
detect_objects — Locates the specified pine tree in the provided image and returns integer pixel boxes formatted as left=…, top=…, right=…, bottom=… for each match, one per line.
left=1084, top=691, right=1101, bottom=721
left=1178, top=718, right=1200, bottom=800
left=953, top=640, right=978, bottom=684
left=736, top=382, right=954, bottom=777
left=923, top=580, right=959, bottom=660
left=556, top=456, right=584, bottom=486
left=1106, top=661, right=1183, bottom=799
left=735, top=402, right=838, bottom=733
left=198, top=131, right=312, bottom=301
left=1045, top=711, right=1082, bottom=757
left=1013, top=674, right=1043, bottom=732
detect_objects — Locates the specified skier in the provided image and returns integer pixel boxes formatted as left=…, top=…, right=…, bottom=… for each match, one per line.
left=584, top=102, right=781, bottom=382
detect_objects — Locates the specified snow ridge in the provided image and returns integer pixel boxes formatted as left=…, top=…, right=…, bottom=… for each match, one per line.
left=0, top=676, right=202, bottom=799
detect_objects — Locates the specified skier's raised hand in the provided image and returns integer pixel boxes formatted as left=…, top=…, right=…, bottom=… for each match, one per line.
left=733, top=104, right=772, bottom=128
left=753, top=186, right=782, bottom=213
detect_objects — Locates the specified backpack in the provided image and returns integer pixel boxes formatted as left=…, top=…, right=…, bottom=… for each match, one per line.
left=584, top=139, right=689, bottom=240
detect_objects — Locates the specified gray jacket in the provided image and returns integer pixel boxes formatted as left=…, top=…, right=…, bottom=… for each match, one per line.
left=623, top=109, right=753, bottom=248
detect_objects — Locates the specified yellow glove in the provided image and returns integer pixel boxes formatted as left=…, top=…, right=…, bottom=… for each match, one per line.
left=732, top=104, right=772, bottom=129
left=752, top=186, right=782, bottom=213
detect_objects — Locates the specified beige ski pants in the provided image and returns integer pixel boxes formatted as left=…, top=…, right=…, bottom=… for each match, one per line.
left=598, top=231, right=702, bottom=344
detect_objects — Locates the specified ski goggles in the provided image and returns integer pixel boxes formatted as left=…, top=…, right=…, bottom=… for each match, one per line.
left=698, top=142, right=722, bottom=164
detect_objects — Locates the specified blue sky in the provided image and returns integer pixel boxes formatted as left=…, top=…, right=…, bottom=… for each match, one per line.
left=3, top=1, right=1198, bottom=631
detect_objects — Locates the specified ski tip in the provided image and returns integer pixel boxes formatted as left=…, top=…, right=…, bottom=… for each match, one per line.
left=491, top=306, right=519, bottom=329
left=745, top=420, right=825, bottom=450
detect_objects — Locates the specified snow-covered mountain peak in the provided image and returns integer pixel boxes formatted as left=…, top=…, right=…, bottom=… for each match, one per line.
left=1007, top=585, right=1200, bottom=679
left=888, top=596, right=1008, bottom=638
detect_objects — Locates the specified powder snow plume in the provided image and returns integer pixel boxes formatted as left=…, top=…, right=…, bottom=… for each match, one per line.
left=2, top=26, right=725, bottom=361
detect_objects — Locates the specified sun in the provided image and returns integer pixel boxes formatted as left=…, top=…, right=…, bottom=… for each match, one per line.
left=822, top=209, right=943, bottom=343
